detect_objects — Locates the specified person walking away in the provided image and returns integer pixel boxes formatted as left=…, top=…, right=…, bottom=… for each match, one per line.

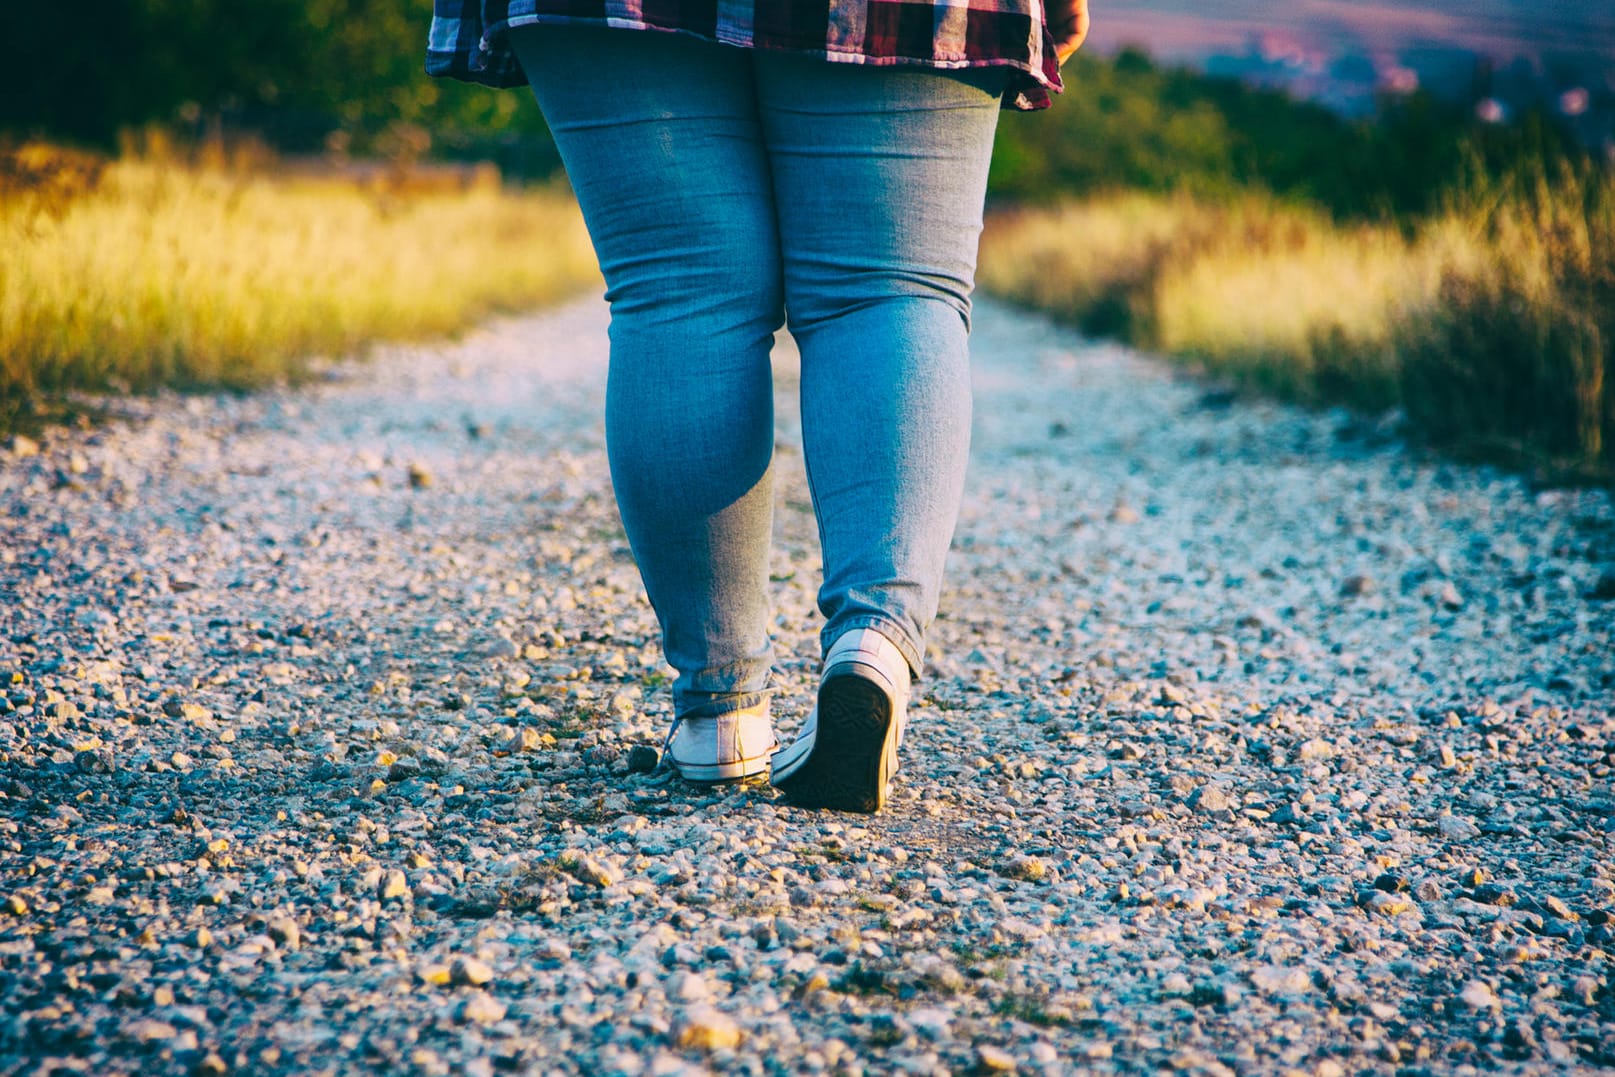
left=427, top=0, right=1090, bottom=812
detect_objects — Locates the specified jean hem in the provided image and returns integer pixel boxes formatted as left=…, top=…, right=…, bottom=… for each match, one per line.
left=821, top=615, right=923, bottom=680
left=674, top=687, right=775, bottom=720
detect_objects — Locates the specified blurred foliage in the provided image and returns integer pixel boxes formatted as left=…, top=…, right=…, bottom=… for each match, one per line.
left=3, top=16, right=1588, bottom=205
left=980, top=158, right=1615, bottom=478
left=991, top=47, right=1589, bottom=221
left=0, top=138, right=597, bottom=434
left=0, top=0, right=548, bottom=158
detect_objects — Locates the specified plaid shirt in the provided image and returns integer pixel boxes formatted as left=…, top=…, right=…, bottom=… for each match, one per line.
left=427, top=0, right=1061, bottom=110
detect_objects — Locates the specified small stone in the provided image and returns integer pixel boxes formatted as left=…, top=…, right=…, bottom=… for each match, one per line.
left=268, top=917, right=301, bottom=951
left=1438, top=815, right=1481, bottom=841
left=152, top=984, right=176, bottom=1007
left=451, top=956, right=495, bottom=986
left=3, top=894, right=26, bottom=916
left=1503, top=1019, right=1537, bottom=1054
left=1297, top=738, right=1335, bottom=762
left=192, top=927, right=214, bottom=949
left=518, top=727, right=546, bottom=752
left=380, top=869, right=410, bottom=901
left=1543, top=895, right=1577, bottom=921
left=5, top=434, right=40, bottom=458
left=1340, top=574, right=1375, bottom=597
left=456, top=991, right=508, bottom=1025
left=1459, top=980, right=1501, bottom=1010
left=408, top=463, right=433, bottom=489
left=1572, top=976, right=1599, bottom=1006
left=1188, top=786, right=1235, bottom=813
left=1160, top=973, right=1193, bottom=998
left=584, top=744, right=622, bottom=767
left=127, top=1018, right=180, bottom=1043
left=1438, top=582, right=1464, bottom=610
left=976, top=1045, right=1017, bottom=1073
left=1108, top=503, right=1140, bottom=524
left=387, top=758, right=422, bottom=782
left=676, top=1007, right=742, bottom=1051
left=162, top=699, right=214, bottom=723
left=477, top=637, right=520, bottom=660
left=1249, top=965, right=1313, bottom=996
left=672, top=972, right=708, bottom=1001
left=563, top=853, right=620, bottom=889
left=1364, top=891, right=1412, bottom=917
left=626, top=745, right=660, bottom=773
left=193, top=1054, right=228, bottom=1076
left=908, top=1007, right=952, bottom=1041
left=1001, top=855, right=1048, bottom=882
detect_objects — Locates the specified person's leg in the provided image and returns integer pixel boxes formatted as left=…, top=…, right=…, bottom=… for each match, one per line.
left=757, top=56, right=1005, bottom=678
left=508, top=28, right=782, bottom=721
left=757, top=57, right=1005, bottom=810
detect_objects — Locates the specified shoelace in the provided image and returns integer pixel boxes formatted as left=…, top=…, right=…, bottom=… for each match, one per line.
left=659, top=715, right=684, bottom=761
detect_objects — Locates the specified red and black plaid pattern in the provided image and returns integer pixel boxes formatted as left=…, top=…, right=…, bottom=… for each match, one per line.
left=428, top=0, right=1061, bottom=110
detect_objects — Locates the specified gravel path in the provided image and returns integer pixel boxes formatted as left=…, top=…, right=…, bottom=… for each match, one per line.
left=2, top=296, right=1613, bottom=1076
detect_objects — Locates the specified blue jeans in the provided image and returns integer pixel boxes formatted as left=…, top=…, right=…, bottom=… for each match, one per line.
left=509, top=27, right=1004, bottom=715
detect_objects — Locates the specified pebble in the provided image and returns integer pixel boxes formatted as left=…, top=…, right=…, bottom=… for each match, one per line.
left=126, top=1019, right=180, bottom=1043
left=977, top=1045, right=1017, bottom=1072
left=451, top=957, right=495, bottom=987
left=564, top=853, right=621, bottom=889
left=380, top=869, right=410, bottom=901
left=1340, top=574, right=1375, bottom=597
left=5, top=434, right=40, bottom=458
left=0, top=296, right=1608, bottom=1077
left=1189, top=786, right=1235, bottom=813
left=1459, top=980, right=1501, bottom=1011
left=1438, top=815, right=1481, bottom=841
left=626, top=745, right=661, bottom=773
left=676, top=1007, right=742, bottom=1051
left=456, top=992, right=508, bottom=1025
left=268, top=916, right=301, bottom=951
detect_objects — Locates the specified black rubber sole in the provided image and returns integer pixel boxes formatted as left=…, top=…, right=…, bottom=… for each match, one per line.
left=773, top=672, right=893, bottom=813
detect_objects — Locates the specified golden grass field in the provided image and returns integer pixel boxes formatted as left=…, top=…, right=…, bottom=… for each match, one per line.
left=1, top=139, right=597, bottom=430
left=5, top=137, right=1610, bottom=478
left=980, top=166, right=1614, bottom=476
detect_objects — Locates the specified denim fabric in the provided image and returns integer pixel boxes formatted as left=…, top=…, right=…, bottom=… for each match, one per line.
left=508, top=27, right=1004, bottom=715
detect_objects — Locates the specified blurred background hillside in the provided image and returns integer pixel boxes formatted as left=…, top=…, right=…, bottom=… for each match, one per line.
left=2, top=0, right=1613, bottom=475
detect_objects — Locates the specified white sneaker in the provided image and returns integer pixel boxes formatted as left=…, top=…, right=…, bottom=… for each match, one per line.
left=662, top=695, right=776, bottom=783
left=770, top=628, right=911, bottom=812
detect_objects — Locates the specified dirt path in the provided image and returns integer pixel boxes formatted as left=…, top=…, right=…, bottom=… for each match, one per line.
left=2, top=296, right=1612, bottom=1075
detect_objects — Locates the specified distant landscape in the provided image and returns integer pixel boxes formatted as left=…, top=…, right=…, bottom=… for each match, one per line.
left=1091, top=0, right=1615, bottom=64
left=3, top=0, right=1612, bottom=477
left=1091, top=0, right=1615, bottom=122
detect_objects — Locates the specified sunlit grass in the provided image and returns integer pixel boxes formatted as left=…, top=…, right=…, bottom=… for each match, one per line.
left=1, top=140, right=598, bottom=429
left=980, top=171, right=1614, bottom=476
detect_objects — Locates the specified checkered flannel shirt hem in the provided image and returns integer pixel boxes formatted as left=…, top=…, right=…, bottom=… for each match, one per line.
left=427, top=0, right=1062, bottom=110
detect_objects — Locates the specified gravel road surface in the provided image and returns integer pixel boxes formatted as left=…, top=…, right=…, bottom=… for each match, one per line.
left=2, top=296, right=1613, bottom=1076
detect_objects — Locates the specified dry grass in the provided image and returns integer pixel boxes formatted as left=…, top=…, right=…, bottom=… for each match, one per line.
left=1, top=138, right=598, bottom=430
left=980, top=173, right=1614, bottom=476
